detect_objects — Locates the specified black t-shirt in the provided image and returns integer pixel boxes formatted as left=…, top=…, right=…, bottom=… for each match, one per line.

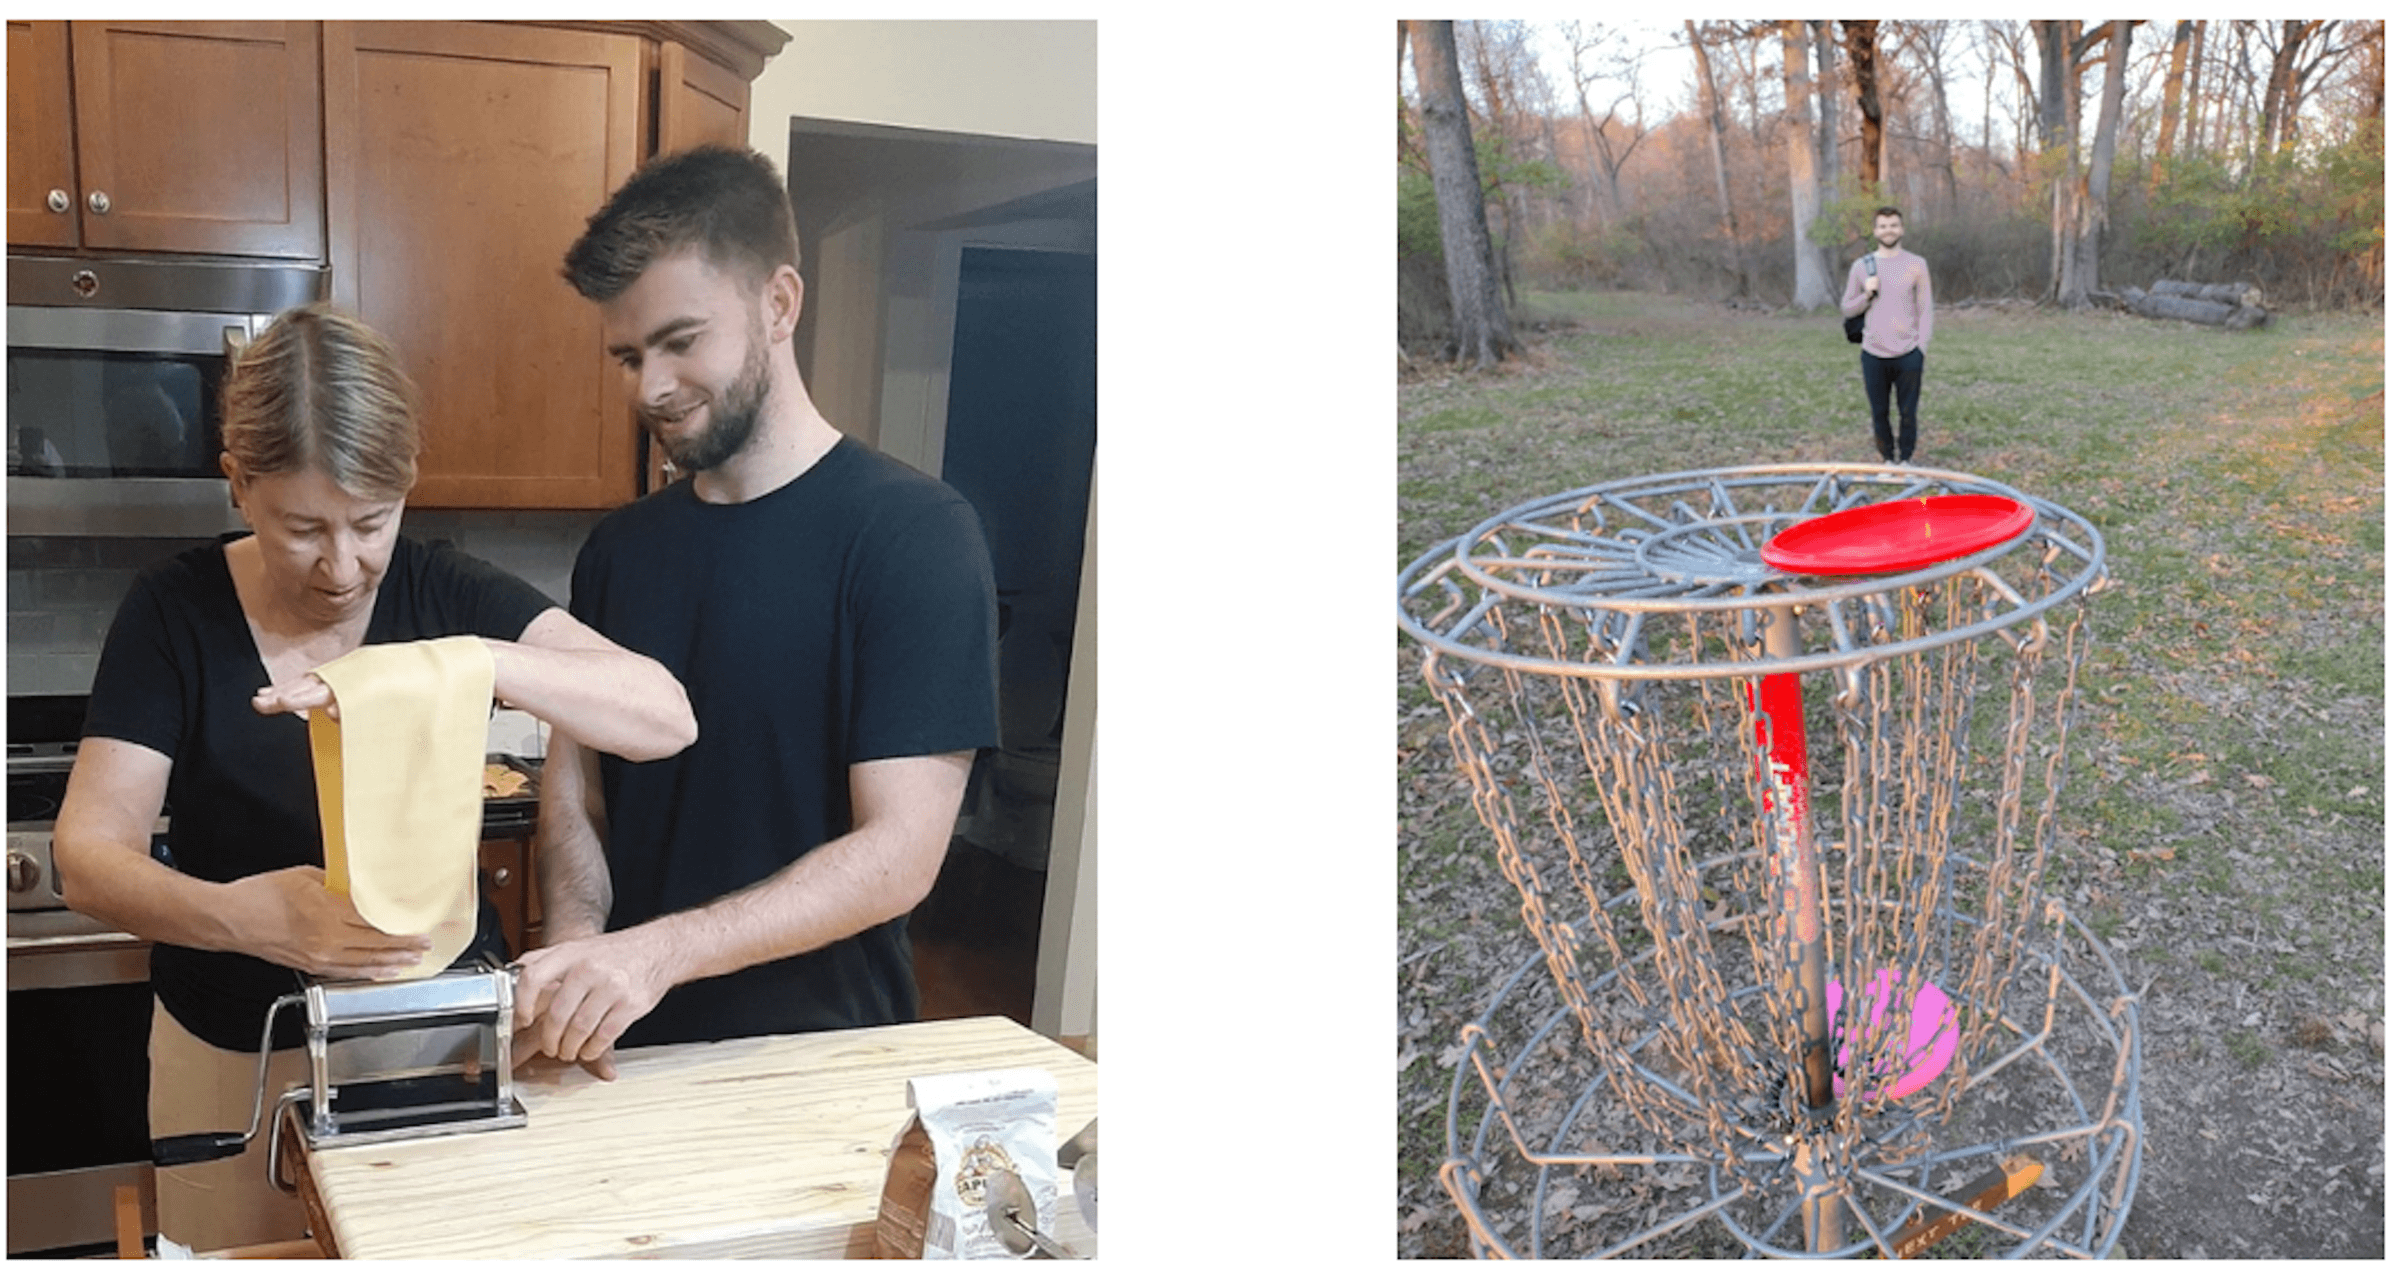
left=83, top=534, right=555, bottom=1052
left=569, top=437, right=999, bottom=1047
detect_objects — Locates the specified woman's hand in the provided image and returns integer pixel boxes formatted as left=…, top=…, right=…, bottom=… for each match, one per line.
left=225, top=865, right=429, bottom=979
left=251, top=674, right=338, bottom=721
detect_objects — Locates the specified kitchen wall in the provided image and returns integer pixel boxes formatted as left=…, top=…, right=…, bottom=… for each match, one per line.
left=746, top=19, right=1098, bottom=1045
left=745, top=21, right=1096, bottom=151
left=7, top=510, right=601, bottom=752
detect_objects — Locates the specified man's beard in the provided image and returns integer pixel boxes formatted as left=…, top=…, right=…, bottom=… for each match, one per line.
left=645, top=325, right=772, bottom=474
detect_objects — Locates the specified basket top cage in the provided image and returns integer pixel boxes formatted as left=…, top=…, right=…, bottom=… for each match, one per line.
left=1398, top=464, right=2105, bottom=682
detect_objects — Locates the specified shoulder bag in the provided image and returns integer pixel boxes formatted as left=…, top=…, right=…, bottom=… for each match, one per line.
left=1843, top=255, right=1877, bottom=344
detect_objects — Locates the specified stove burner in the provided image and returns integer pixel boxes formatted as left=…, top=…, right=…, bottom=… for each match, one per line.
left=9, top=775, right=64, bottom=825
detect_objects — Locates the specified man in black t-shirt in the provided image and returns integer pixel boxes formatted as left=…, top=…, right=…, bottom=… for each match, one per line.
left=510, top=145, right=998, bottom=1072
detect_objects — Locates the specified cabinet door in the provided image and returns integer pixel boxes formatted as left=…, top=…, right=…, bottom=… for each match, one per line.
left=657, top=41, right=749, bottom=154
left=68, top=21, right=325, bottom=258
left=478, top=835, right=530, bottom=959
left=325, top=22, right=642, bottom=509
left=6, top=21, right=80, bottom=248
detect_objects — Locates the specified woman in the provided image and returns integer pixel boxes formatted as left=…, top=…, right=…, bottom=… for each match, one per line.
left=52, top=304, right=696, bottom=1253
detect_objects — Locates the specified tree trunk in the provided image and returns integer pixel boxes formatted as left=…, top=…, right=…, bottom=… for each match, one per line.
left=1688, top=20, right=1747, bottom=297
left=2062, top=21, right=2130, bottom=309
left=1843, top=21, right=1885, bottom=193
left=1783, top=21, right=1837, bottom=310
left=2259, top=20, right=2308, bottom=168
left=2033, top=20, right=2083, bottom=305
left=1813, top=21, right=1842, bottom=202
left=1408, top=21, right=1515, bottom=367
left=2183, top=21, right=2208, bottom=158
left=2155, top=21, right=2192, bottom=185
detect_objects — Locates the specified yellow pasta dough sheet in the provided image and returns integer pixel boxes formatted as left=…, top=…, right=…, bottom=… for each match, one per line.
left=306, top=635, right=495, bottom=980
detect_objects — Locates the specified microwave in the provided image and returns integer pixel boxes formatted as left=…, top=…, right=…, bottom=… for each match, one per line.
left=8, top=254, right=327, bottom=537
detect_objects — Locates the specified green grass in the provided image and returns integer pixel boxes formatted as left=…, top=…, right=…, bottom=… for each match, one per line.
left=2227, top=1030, right=2271, bottom=1070
left=1398, top=292, right=2384, bottom=1254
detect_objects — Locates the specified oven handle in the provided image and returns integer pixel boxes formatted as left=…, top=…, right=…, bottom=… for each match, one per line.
left=8, top=929, right=146, bottom=954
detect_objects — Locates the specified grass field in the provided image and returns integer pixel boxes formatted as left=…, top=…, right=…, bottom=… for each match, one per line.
left=1395, top=292, right=2384, bottom=1258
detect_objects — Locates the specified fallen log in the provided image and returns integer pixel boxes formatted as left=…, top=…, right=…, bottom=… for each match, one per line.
left=2149, top=279, right=2263, bottom=308
left=2124, top=288, right=2273, bottom=330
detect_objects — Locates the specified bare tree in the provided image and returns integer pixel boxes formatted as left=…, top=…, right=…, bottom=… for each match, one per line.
left=2154, top=20, right=2195, bottom=185
left=1687, top=20, right=1748, bottom=296
left=1813, top=21, right=1843, bottom=201
left=2034, top=21, right=2116, bottom=304
left=1407, top=20, right=1515, bottom=367
left=1782, top=20, right=1837, bottom=309
left=1561, top=22, right=1655, bottom=226
left=1895, top=22, right=1961, bottom=215
left=2258, top=20, right=2317, bottom=165
left=1464, top=21, right=1531, bottom=310
left=1842, top=21, right=1887, bottom=191
left=2183, top=20, right=2209, bottom=158
left=2059, top=21, right=2132, bottom=307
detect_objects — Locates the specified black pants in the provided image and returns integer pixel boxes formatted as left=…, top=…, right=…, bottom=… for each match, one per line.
left=1860, top=347, right=1924, bottom=461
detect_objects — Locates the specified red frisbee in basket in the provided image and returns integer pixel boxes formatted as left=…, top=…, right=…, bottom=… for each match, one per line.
left=1761, top=495, right=2034, bottom=576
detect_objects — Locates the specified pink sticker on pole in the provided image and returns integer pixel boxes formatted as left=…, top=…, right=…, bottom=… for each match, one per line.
left=1828, top=969, right=1961, bottom=1101
left=1762, top=495, right=2035, bottom=576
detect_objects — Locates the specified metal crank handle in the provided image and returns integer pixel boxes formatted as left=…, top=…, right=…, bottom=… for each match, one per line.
left=150, top=1130, right=250, bottom=1167
left=149, top=991, right=305, bottom=1168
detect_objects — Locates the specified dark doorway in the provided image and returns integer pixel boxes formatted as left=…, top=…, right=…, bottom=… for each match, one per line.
left=911, top=246, right=1094, bottom=1025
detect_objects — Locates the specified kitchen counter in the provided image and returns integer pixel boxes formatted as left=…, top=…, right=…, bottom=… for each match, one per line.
left=298, top=1015, right=1097, bottom=1258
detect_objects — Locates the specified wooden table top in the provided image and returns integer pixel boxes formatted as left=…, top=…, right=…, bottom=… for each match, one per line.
left=302, top=1016, right=1098, bottom=1259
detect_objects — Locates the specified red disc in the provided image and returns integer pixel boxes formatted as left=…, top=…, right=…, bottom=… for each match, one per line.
left=1761, top=494, right=2035, bottom=576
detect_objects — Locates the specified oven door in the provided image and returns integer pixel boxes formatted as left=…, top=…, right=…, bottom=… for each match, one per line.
left=8, top=927, right=156, bottom=1257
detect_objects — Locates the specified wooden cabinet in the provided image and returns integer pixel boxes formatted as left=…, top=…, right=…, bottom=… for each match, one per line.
left=7, top=22, right=78, bottom=249
left=324, top=21, right=644, bottom=509
left=10, top=18, right=785, bottom=509
left=479, top=832, right=537, bottom=958
left=659, top=41, right=752, bottom=154
left=5, top=21, right=324, bottom=258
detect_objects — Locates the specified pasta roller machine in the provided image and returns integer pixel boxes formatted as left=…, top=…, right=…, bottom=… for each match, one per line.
left=152, top=963, right=528, bottom=1189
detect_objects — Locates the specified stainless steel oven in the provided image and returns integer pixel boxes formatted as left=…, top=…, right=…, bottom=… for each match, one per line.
left=7, top=694, right=165, bottom=1257
left=8, top=254, right=325, bottom=538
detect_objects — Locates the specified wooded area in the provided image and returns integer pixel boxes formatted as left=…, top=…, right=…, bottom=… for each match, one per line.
left=1400, top=19, right=2384, bottom=359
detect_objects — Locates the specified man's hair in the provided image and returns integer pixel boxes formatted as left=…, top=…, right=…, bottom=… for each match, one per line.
left=221, top=303, right=420, bottom=500
left=561, top=144, right=801, bottom=302
left=1873, top=206, right=1905, bottom=222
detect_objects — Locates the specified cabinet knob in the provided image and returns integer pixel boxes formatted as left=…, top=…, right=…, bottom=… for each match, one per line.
left=46, top=189, right=69, bottom=214
left=86, top=189, right=111, bottom=215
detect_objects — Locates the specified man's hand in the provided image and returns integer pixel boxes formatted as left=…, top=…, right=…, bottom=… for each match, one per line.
left=1862, top=274, right=1880, bottom=296
left=511, top=928, right=674, bottom=1079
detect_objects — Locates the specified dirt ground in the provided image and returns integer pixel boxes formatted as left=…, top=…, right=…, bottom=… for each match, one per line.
left=1395, top=297, right=2385, bottom=1258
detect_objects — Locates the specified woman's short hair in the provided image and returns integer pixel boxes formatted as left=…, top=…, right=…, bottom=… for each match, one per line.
left=561, top=144, right=800, bottom=302
left=220, top=303, right=421, bottom=501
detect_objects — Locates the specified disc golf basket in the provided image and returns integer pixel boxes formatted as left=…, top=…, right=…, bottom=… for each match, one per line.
left=1397, top=464, right=2140, bottom=1258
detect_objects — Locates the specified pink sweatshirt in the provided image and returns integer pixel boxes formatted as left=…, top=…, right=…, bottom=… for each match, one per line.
left=1840, top=249, right=1933, bottom=359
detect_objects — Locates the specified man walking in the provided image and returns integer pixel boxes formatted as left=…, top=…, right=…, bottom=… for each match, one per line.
left=1839, top=207, right=1933, bottom=463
